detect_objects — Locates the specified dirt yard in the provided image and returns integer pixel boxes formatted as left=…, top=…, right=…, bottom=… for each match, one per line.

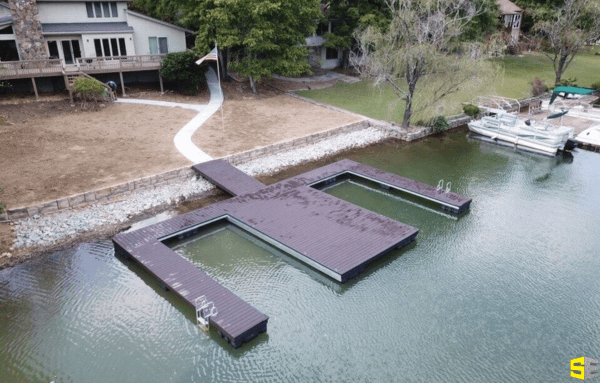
left=0, top=100, right=196, bottom=208
left=0, top=78, right=363, bottom=207
left=192, top=81, right=363, bottom=157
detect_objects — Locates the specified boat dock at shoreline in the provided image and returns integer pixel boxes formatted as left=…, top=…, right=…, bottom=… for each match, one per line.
left=113, top=159, right=471, bottom=347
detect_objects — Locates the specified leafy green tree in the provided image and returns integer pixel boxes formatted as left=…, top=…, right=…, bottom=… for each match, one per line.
left=534, top=0, right=600, bottom=86
left=130, top=0, right=188, bottom=28
left=160, top=51, right=206, bottom=93
left=190, top=0, right=320, bottom=93
left=352, top=0, right=498, bottom=128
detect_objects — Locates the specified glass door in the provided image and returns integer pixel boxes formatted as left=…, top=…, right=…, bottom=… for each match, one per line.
left=61, top=40, right=74, bottom=64
left=57, top=40, right=82, bottom=65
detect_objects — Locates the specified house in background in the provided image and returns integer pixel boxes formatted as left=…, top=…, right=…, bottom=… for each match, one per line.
left=0, top=0, right=192, bottom=98
left=497, top=0, right=523, bottom=42
left=305, top=19, right=342, bottom=70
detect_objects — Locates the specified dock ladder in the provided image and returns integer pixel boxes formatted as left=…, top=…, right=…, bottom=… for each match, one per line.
left=195, top=295, right=218, bottom=331
left=437, top=179, right=452, bottom=193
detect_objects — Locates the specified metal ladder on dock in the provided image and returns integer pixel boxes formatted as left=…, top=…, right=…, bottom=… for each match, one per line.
left=195, top=296, right=218, bottom=331
left=437, top=179, right=451, bottom=193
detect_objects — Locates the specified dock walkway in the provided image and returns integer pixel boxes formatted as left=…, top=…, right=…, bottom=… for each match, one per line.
left=114, top=159, right=472, bottom=347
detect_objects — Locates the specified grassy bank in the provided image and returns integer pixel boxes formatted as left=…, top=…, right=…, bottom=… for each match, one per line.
left=297, top=47, right=600, bottom=123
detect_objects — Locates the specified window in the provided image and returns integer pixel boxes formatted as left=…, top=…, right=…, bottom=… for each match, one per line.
left=118, top=38, right=127, bottom=56
left=158, top=37, right=168, bottom=54
left=48, top=41, right=59, bottom=59
left=86, top=2, right=94, bottom=18
left=110, top=38, right=119, bottom=57
left=94, top=39, right=103, bottom=57
left=48, top=39, right=82, bottom=64
left=317, top=23, right=328, bottom=36
left=149, top=37, right=168, bottom=54
left=325, top=48, right=338, bottom=60
left=87, top=2, right=118, bottom=18
left=94, top=2, right=102, bottom=18
left=102, top=2, right=110, bottom=17
left=102, top=39, right=111, bottom=57
left=94, top=38, right=127, bottom=57
left=0, top=25, right=13, bottom=35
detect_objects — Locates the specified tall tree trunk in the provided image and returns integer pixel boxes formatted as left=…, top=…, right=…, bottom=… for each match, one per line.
left=249, top=75, right=257, bottom=94
left=554, top=55, right=568, bottom=86
left=402, top=71, right=418, bottom=129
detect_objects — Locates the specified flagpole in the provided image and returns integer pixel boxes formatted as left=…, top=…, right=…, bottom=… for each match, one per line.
left=215, top=41, right=225, bottom=132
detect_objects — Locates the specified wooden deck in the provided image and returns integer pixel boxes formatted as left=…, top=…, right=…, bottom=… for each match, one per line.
left=114, top=159, right=473, bottom=347
left=283, top=159, right=472, bottom=213
left=193, top=160, right=266, bottom=196
left=0, top=55, right=165, bottom=81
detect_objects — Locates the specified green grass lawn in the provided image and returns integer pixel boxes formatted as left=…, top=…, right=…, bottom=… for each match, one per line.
left=296, top=47, right=600, bottom=123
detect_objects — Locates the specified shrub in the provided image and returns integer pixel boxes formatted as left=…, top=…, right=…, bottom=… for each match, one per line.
left=530, top=77, right=546, bottom=97
left=160, top=51, right=205, bottom=91
left=73, top=77, right=106, bottom=108
left=590, top=81, right=600, bottom=91
left=431, top=116, right=449, bottom=132
left=463, top=104, right=480, bottom=117
left=0, top=203, right=4, bottom=215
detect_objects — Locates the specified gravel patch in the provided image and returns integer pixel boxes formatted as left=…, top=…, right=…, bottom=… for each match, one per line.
left=13, top=127, right=391, bottom=250
left=14, top=178, right=215, bottom=249
left=238, top=127, right=389, bottom=176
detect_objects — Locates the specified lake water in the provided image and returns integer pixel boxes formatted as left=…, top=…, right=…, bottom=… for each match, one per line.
left=1, top=131, right=599, bottom=382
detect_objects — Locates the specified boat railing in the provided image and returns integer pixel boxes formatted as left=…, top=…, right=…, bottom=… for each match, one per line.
left=476, top=96, right=521, bottom=115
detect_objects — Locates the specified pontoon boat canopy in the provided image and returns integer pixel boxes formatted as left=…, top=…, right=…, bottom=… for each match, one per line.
left=550, top=86, right=595, bottom=104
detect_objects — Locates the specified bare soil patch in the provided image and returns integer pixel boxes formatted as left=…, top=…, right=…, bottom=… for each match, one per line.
left=125, top=85, right=210, bottom=104
left=0, top=100, right=196, bottom=208
left=192, top=80, right=363, bottom=158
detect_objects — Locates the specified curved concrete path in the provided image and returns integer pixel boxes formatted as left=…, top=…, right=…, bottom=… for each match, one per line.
left=115, top=66, right=223, bottom=164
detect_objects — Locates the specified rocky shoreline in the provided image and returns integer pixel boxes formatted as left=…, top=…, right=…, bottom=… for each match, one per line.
left=1, top=127, right=390, bottom=268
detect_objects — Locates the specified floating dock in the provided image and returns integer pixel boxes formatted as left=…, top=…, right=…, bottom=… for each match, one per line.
left=114, top=159, right=471, bottom=347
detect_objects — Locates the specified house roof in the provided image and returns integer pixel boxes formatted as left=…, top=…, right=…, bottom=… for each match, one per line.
left=126, top=10, right=194, bottom=34
left=496, top=0, right=523, bottom=14
left=42, top=22, right=134, bottom=34
left=0, top=14, right=12, bottom=27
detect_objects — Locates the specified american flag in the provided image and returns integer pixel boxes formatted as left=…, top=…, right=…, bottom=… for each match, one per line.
left=195, top=47, right=218, bottom=65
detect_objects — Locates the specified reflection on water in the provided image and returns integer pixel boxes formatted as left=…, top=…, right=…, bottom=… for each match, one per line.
left=1, top=131, right=599, bottom=382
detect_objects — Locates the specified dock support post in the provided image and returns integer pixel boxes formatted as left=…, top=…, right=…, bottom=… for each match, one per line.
left=158, top=71, right=164, bottom=94
left=119, top=71, right=126, bottom=97
left=31, top=77, right=39, bottom=101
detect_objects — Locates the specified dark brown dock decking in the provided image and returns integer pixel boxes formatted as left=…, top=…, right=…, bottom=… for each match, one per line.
left=193, top=160, right=266, bottom=196
left=114, top=159, right=471, bottom=347
left=282, top=159, right=472, bottom=213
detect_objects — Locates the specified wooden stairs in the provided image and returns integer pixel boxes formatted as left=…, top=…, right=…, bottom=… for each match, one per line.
left=64, top=72, right=117, bottom=104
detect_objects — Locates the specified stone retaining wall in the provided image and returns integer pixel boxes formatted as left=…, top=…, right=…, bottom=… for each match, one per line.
left=1, top=120, right=369, bottom=222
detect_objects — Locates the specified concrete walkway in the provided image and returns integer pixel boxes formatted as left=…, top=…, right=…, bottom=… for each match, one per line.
left=115, top=66, right=223, bottom=164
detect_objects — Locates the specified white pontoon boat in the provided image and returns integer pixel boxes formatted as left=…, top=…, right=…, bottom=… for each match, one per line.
left=468, top=96, right=574, bottom=156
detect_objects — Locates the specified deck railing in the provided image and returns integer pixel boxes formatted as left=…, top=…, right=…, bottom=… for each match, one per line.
left=0, top=59, right=64, bottom=79
left=76, top=54, right=166, bottom=72
left=0, top=54, right=166, bottom=80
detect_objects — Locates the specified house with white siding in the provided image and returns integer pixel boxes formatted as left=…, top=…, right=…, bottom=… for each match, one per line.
left=0, top=0, right=193, bottom=97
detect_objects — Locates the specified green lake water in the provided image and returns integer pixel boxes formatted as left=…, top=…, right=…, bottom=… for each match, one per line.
left=1, top=130, right=599, bottom=382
